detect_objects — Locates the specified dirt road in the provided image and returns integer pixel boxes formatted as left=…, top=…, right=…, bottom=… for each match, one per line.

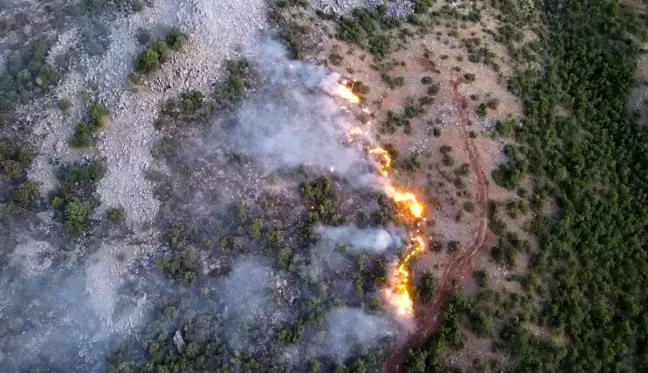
left=382, top=78, right=491, bottom=373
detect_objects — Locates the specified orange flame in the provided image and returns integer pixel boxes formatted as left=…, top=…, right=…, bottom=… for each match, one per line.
left=384, top=234, right=426, bottom=315
left=336, top=81, right=360, bottom=104
left=338, top=82, right=430, bottom=318
left=368, top=147, right=392, bottom=177
left=385, top=186, right=424, bottom=219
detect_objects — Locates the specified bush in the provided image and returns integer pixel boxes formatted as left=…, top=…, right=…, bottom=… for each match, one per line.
left=486, top=98, right=500, bottom=109
left=12, top=181, right=39, bottom=203
left=89, top=102, right=109, bottom=128
left=464, top=73, right=476, bottom=81
left=135, top=48, right=161, bottom=74
left=382, top=74, right=405, bottom=89
left=413, top=0, right=434, bottom=14
left=64, top=201, right=91, bottom=232
left=71, top=123, right=93, bottom=147
left=427, top=84, right=440, bottom=96
left=421, top=76, right=434, bottom=85
left=107, top=207, right=126, bottom=222
left=70, top=102, right=109, bottom=147
left=416, top=272, right=436, bottom=304
left=58, top=98, right=71, bottom=112
left=351, top=80, right=370, bottom=95
left=165, top=27, right=187, bottom=50
left=476, top=103, right=487, bottom=117
left=369, top=34, right=391, bottom=58
left=495, top=119, right=515, bottom=136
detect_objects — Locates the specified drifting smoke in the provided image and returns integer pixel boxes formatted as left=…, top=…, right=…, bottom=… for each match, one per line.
left=316, top=225, right=401, bottom=253
left=219, top=258, right=274, bottom=319
left=218, top=257, right=289, bottom=353
left=319, top=307, right=395, bottom=362
left=231, top=40, right=367, bottom=175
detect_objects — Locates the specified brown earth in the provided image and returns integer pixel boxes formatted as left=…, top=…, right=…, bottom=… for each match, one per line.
left=382, top=77, right=492, bottom=373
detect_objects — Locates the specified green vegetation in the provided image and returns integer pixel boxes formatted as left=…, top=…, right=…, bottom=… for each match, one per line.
left=382, top=73, right=405, bottom=89
left=0, top=143, right=32, bottom=180
left=0, top=38, right=60, bottom=122
left=134, top=27, right=187, bottom=75
left=12, top=180, right=39, bottom=204
left=408, top=0, right=648, bottom=372
left=416, top=272, right=436, bottom=304
left=71, top=102, right=109, bottom=147
left=215, top=59, right=256, bottom=112
left=57, top=98, right=72, bottom=113
left=336, top=8, right=400, bottom=58
left=107, top=207, right=126, bottom=222
left=50, top=160, right=106, bottom=233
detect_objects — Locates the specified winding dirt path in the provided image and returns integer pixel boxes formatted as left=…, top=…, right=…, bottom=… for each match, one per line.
left=382, top=78, right=491, bottom=373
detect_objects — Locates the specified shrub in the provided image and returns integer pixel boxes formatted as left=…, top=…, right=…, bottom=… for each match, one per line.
left=433, top=127, right=441, bottom=137
left=135, top=49, right=160, bottom=74
left=486, top=98, right=500, bottom=109
left=136, top=27, right=151, bottom=45
left=382, top=74, right=405, bottom=89
left=413, top=0, right=434, bottom=14
left=71, top=123, right=92, bottom=147
left=64, top=201, right=91, bottom=232
left=427, top=84, right=440, bottom=96
left=165, top=27, right=187, bottom=50
left=447, top=240, right=460, bottom=254
left=12, top=181, right=39, bottom=203
left=416, top=272, right=437, bottom=304
left=369, top=34, right=391, bottom=58
left=351, top=80, right=370, bottom=95
left=464, top=73, right=476, bottom=81
left=495, top=119, right=515, bottom=136
left=440, top=145, right=452, bottom=154
left=476, top=103, right=487, bottom=117
left=58, top=98, right=71, bottom=112
left=89, top=102, right=109, bottom=128
left=421, top=76, right=434, bottom=84
left=107, top=207, right=126, bottom=222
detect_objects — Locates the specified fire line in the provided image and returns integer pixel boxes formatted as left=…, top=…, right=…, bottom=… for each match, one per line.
left=335, top=81, right=428, bottom=317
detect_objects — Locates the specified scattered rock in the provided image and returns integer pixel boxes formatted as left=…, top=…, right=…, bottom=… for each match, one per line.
left=173, top=330, right=186, bottom=354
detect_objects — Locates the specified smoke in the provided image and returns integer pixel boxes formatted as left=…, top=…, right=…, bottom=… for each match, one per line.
left=218, top=257, right=288, bottom=353
left=219, top=257, right=274, bottom=319
left=318, top=307, right=395, bottom=362
left=230, top=40, right=367, bottom=176
left=316, top=225, right=401, bottom=253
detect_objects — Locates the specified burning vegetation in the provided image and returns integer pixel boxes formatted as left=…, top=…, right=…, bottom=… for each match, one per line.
left=334, top=82, right=428, bottom=317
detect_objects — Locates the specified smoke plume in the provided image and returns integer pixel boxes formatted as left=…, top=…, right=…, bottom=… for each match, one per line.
left=316, top=225, right=401, bottom=253
left=319, top=307, right=395, bottom=362
left=230, top=40, right=367, bottom=176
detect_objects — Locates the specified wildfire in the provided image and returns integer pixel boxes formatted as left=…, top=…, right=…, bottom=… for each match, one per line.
left=368, top=147, right=392, bottom=177
left=385, top=186, right=424, bottom=219
left=332, top=80, right=430, bottom=318
left=384, top=235, right=426, bottom=315
left=336, top=80, right=360, bottom=104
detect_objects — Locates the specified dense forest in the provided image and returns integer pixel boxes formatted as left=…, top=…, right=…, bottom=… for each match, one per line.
left=406, top=0, right=648, bottom=371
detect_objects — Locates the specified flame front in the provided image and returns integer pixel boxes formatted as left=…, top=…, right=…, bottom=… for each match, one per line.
left=335, top=82, right=429, bottom=318
left=368, top=147, right=392, bottom=177
left=385, top=186, right=424, bottom=219
left=336, top=81, right=360, bottom=104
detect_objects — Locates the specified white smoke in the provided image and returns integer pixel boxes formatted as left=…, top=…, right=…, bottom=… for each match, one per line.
left=316, top=225, right=399, bottom=253
left=230, top=40, right=367, bottom=176
left=319, top=307, right=395, bottom=362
